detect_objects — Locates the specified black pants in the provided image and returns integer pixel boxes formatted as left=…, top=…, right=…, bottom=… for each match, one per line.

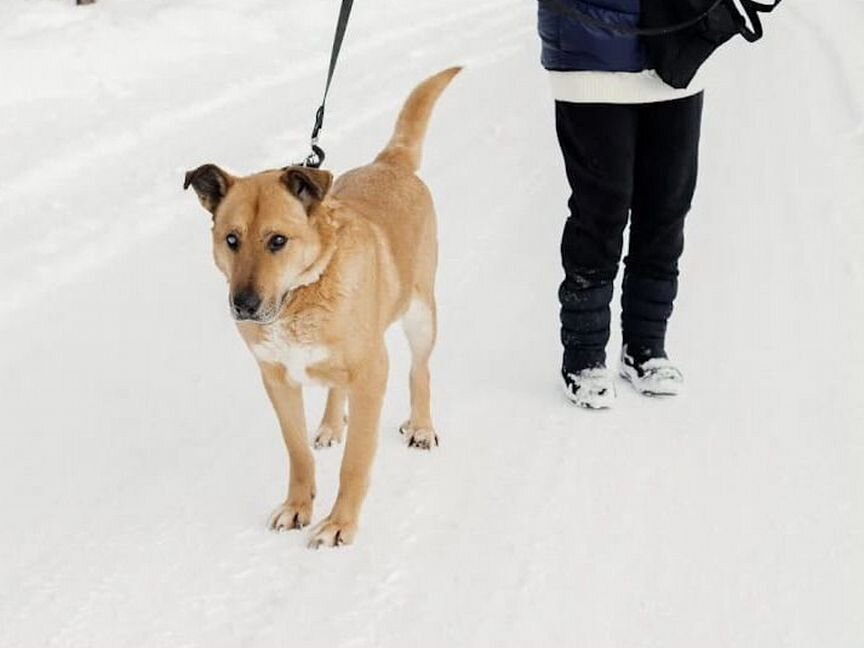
left=556, top=93, right=703, bottom=372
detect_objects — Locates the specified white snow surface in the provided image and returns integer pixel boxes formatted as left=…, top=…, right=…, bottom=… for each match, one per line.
left=1, top=0, right=862, bottom=646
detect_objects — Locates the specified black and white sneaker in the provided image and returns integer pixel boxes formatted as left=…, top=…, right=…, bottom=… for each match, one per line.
left=619, top=345, right=683, bottom=396
left=562, top=367, right=616, bottom=409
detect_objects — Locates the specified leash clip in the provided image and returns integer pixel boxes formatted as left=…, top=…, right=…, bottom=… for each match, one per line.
left=293, top=0, right=353, bottom=170
left=290, top=0, right=352, bottom=169
left=301, top=143, right=326, bottom=169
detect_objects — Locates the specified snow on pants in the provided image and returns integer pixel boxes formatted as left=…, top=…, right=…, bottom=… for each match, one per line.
left=554, top=92, right=703, bottom=372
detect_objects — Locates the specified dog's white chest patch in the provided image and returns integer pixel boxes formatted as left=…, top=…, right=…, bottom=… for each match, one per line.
left=251, top=331, right=329, bottom=385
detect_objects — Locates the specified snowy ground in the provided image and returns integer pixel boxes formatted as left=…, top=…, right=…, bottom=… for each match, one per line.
left=1, top=0, right=862, bottom=646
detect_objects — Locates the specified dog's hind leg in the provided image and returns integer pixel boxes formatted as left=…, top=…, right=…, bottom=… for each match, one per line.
left=314, top=388, right=347, bottom=449
left=399, top=294, right=438, bottom=449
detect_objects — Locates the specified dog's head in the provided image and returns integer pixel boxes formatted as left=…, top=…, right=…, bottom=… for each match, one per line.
left=184, top=164, right=334, bottom=324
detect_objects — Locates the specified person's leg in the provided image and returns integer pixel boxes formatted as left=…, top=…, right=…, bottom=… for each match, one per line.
left=556, top=101, right=637, bottom=376
left=623, top=92, right=703, bottom=363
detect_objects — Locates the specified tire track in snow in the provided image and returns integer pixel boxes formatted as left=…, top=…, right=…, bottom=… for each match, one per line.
left=0, top=0, right=526, bottom=326
left=782, top=3, right=863, bottom=134
left=0, top=3, right=520, bottom=322
left=0, top=0, right=521, bottom=213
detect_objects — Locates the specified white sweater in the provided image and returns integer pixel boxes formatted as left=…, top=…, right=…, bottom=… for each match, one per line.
left=549, top=70, right=703, bottom=104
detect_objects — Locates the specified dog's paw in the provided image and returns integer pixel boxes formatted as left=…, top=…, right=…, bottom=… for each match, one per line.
left=399, top=420, right=439, bottom=450
left=313, top=422, right=344, bottom=449
left=268, top=498, right=313, bottom=532
left=307, top=516, right=357, bottom=549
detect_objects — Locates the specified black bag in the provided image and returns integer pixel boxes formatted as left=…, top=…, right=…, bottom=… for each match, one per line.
left=539, top=0, right=781, bottom=89
left=642, top=0, right=782, bottom=89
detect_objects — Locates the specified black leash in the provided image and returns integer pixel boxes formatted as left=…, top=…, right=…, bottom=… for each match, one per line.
left=300, top=0, right=355, bottom=169
left=539, top=0, right=780, bottom=40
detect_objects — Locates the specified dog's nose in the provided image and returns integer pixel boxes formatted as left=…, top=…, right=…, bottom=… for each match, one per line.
left=231, top=290, right=262, bottom=319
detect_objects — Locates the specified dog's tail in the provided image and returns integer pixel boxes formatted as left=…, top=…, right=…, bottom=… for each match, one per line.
left=375, top=66, right=462, bottom=172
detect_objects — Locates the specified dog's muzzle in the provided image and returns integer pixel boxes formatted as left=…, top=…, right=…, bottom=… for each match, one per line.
left=231, top=290, right=262, bottom=321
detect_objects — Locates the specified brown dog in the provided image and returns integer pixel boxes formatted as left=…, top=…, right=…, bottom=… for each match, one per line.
left=184, top=67, right=460, bottom=547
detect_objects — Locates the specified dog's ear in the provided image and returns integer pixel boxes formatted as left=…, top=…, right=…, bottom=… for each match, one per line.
left=184, top=164, right=234, bottom=215
left=280, top=166, right=333, bottom=212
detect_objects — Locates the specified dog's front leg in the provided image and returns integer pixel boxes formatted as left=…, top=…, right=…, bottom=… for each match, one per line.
left=309, top=347, right=388, bottom=548
left=260, top=364, right=316, bottom=531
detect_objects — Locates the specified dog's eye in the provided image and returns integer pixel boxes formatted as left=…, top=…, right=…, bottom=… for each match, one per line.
left=268, top=235, right=288, bottom=252
left=226, top=233, right=240, bottom=251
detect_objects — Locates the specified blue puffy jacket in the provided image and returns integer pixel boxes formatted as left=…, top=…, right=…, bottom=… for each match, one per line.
left=538, top=0, right=648, bottom=72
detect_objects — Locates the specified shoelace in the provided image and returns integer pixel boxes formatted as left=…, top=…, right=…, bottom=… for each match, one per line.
left=640, top=358, right=683, bottom=382
left=565, top=369, right=612, bottom=394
